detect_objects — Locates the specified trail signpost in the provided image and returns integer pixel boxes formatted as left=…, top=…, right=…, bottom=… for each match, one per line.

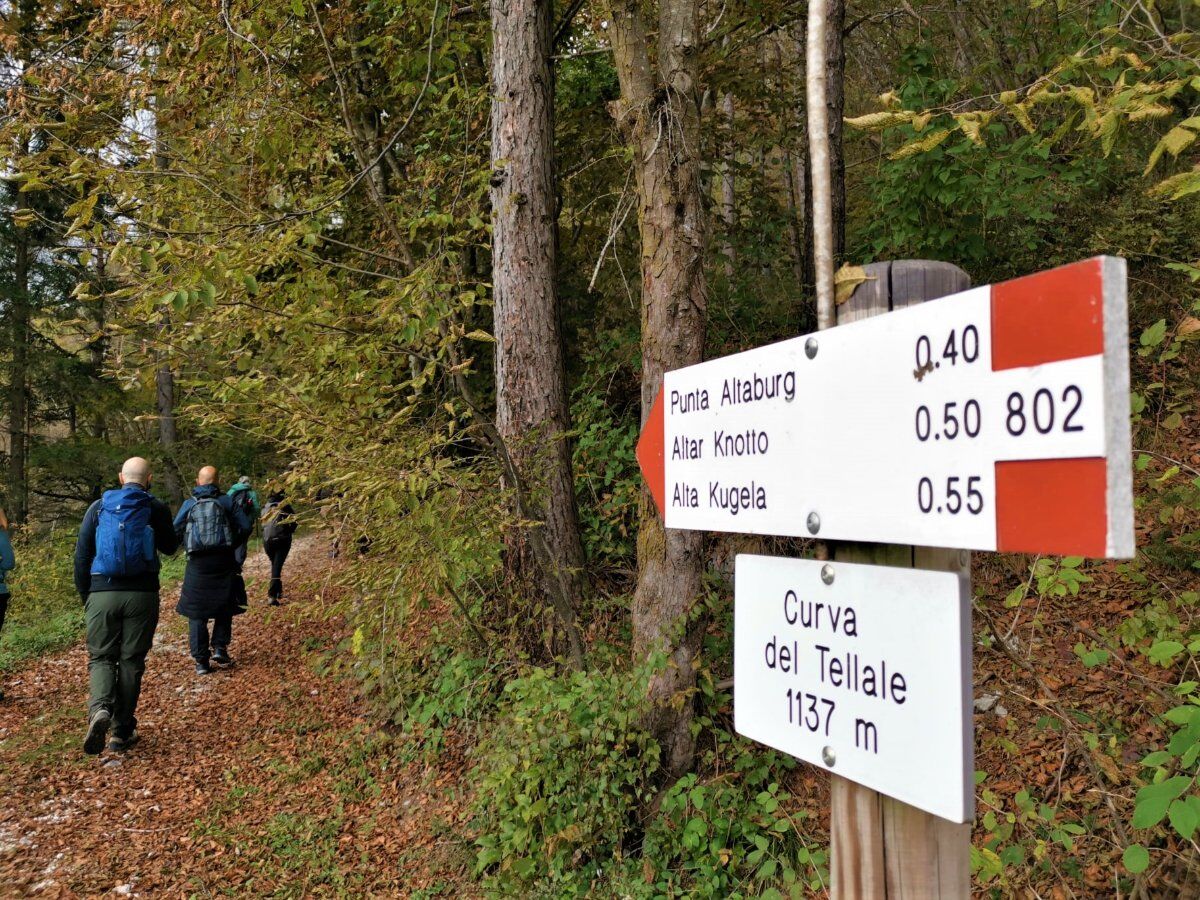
left=735, top=555, right=972, bottom=823
left=636, top=257, right=1134, bottom=897
left=637, top=256, right=1132, bottom=559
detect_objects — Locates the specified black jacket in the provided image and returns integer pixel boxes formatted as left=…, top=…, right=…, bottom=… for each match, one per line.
left=74, top=486, right=180, bottom=600
left=174, top=484, right=252, bottom=620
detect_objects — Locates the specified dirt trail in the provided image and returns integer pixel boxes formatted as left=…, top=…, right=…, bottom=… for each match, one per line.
left=0, top=535, right=470, bottom=898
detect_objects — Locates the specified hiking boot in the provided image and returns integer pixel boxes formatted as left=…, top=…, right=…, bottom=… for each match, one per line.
left=211, top=649, right=234, bottom=667
left=268, top=599, right=281, bottom=607
left=83, top=708, right=111, bottom=755
left=108, top=731, right=140, bottom=753
left=195, top=661, right=212, bottom=676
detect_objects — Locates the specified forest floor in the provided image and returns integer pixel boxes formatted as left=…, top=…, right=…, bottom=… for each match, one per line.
left=0, top=534, right=473, bottom=899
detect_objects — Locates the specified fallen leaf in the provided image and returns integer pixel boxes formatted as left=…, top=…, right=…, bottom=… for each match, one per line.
left=834, top=264, right=875, bottom=305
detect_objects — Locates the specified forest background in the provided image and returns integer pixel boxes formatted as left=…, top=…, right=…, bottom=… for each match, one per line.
left=0, top=0, right=1198, bottom=896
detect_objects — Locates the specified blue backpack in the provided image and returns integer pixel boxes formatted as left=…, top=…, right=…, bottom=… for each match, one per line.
left=91, top=488, right=156, bottom=577
left=184, top=497, right=233, bottom=555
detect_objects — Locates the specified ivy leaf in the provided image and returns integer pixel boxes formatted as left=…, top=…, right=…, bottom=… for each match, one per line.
left=1148, top=640, right=1186, bottom=666
left=1123, top=844, right=1150, bottom=874
left=1140, top=319, right=1168, bottom=347
left=1132, top=776, right=1192, bottom=828
left=1168, top=797, right=1200, bottom=840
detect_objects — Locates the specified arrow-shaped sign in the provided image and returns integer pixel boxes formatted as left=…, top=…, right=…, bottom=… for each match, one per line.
left=636, top=257, right=1132, bottom=558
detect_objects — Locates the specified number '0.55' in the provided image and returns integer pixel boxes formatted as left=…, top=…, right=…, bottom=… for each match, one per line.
left=918, top=476, right=984, bottom=515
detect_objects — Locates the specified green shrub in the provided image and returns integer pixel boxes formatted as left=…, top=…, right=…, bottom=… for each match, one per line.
left=0, top=531, right=85, bottom=672
left=474, top=666, right=660, bottom=895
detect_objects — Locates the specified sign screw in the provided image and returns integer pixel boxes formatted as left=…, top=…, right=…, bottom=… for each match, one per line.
left=820, top=563, right=835, bottom=585
left=806, top=512, right=821, bottom=534
left=804, top=337, right=819, bottom=359
left=822, top=746, right=836, bottom=767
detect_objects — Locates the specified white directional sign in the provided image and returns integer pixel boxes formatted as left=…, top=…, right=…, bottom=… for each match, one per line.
left=734, top=554, right=973, bottom=823
left=638, top=257, right=1132, bottom=558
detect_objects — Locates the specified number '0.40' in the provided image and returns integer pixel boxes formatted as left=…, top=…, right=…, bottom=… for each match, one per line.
left=915, top=325, right=980, bottom=371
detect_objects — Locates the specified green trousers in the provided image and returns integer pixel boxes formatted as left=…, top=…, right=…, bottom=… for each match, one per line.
left=85, top=590, right=159, bottom=739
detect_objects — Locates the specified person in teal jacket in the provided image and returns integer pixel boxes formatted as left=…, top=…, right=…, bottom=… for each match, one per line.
left=0, top=507, right=17, bottom=702
left=227, top=476, right=260, bottom=569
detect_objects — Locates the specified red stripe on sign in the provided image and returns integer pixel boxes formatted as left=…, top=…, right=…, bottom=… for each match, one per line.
left=636, top=387, right=667, bottom=518
left=995, top=458, right=1107, bottom=557
left=991, top=258, right=1104, bottom=371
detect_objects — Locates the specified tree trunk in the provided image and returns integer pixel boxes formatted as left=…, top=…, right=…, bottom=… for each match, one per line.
left=156, top=367, right=183, bottom=503
left=775, top=29, right=810, bottom=295
left=607, top=0, right=708, bottom=780
left=8, top=229, right=30, bottom=524
left=490, top=0, right=585, bottom=668
left=825, top=0, right=846, bottom=261
left=719, top=90, right=736, bottom=277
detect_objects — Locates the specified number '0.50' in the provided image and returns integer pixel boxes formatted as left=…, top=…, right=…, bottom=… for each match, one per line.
left=915, top=400, right=981, bottom=441
left=915, top=325, right=980, bottom=371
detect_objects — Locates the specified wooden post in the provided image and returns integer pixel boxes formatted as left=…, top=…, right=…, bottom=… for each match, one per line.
left=829, top=259, right=973, bottom=898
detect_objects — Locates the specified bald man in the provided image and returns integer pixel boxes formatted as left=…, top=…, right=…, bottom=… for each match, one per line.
left=173, top=466, right=252, bottom=675
left=74, top=457, right=180, bottom=755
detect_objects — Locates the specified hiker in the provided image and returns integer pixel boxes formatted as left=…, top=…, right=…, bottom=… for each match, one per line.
left=261, top=490, right=297, bottom=606
left=174, top=466, right=252, bottom=676
left=227, top=475, right=260, bottom=569
left=0, top=508, right=15, bottom=703
left=73, top=457, right=180, bottom=754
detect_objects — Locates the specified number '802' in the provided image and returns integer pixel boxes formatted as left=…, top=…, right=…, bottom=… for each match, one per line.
left=1006, top=385, right=1084, bottom=436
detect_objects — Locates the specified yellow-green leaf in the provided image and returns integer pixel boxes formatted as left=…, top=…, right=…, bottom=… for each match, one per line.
left=888, top=128, right=953, bottom=160
left=834, top=264, right=874, bottom=306
left=844, top=110, right=915, bottom=131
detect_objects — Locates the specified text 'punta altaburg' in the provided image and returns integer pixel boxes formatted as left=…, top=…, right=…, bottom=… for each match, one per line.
left=669, top=369, right=794, bottom=514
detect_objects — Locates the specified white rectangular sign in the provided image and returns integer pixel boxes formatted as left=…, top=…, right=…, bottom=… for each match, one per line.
left=644, top=257, right=1131, bottom=558
left=734, top=554, right=973, bottom=823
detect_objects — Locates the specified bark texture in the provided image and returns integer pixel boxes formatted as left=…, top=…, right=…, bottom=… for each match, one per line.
left=490, top=0, right=585, bottom=667
left=7, top=229, right=29, bottom=524
left=607, top=0, right=708, bottom=779
left=156, top=367, right=183, bottom=504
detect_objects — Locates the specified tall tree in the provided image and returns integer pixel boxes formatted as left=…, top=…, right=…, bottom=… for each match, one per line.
left=490, top=0, right=586, bottom=666
left=607, top=0, right=708, bottom=778
left=7, top=215, right=30, bottom=524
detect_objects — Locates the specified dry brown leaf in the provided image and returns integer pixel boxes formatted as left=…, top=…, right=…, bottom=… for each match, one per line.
left=1178, top=315, right=1200, bottom=337
left=834, top=264, right=875, bottom=305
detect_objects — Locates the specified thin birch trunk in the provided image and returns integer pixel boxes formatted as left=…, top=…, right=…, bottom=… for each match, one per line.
left=807, top=0, right=834, bottom=328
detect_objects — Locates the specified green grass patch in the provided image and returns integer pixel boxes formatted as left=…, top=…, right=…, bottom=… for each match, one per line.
left=0, top=530, right=187, bottom=673
left=0, top=700, right=90, bottom=765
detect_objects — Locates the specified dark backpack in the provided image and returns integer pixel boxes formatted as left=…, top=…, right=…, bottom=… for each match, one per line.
left=91, top=489, right=156, bottom=577
left=261, top=501, right=282, bottom=544
left=184, top=497, right=233, bottom=555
